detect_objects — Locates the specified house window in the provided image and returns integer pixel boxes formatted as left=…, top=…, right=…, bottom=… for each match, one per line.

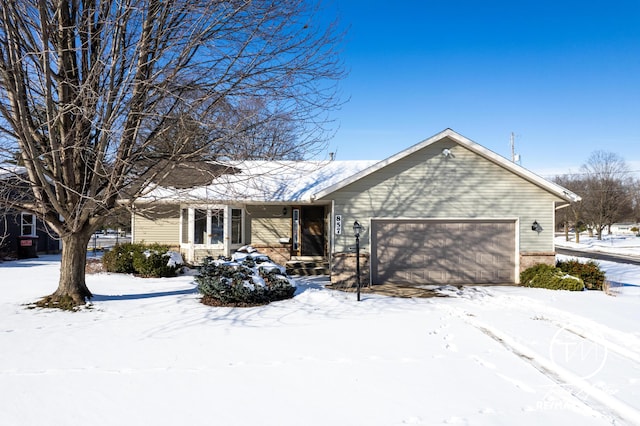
left=182, top=206, right=244, bottom=247
left=231, top=209, right=243, bottom=244
left=181, top=209, right=189, bottom=244
left=210, top=209, right=224, bottom=245
left=21, top=213, right=36, bottom=237
left=194, top=209, right=207, bottom=244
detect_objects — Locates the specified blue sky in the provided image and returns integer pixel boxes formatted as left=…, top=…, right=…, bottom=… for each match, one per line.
left=321, top=1, right=640, bottom=177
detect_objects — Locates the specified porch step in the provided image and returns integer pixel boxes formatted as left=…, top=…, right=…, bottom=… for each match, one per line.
left=286, top=260, right=330, bottom=276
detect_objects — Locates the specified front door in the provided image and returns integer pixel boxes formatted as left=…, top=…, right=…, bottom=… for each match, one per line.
left=301, top=206, right=325, bottom=256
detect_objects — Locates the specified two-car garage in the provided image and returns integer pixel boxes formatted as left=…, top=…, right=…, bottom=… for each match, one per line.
left=370, top=219, right=517, bottom=285
left=318, top=130, right=579, bottom=288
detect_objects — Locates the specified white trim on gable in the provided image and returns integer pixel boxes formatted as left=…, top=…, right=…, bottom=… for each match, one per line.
left=313, top=128, right=581, bottom=203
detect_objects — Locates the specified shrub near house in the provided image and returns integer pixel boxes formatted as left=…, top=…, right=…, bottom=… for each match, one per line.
left=520, top=260, right=606, bottom=291
left=196, top=247, right=296, bottom=307
left=556, top=259, right=606, bottom=291
left=520, top=264, right=584, bottom=291
left=102, top=243, right=183, bottom=277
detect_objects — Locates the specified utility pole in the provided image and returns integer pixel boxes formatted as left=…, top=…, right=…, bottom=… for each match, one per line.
left=510, top=132, right=515, bottom=163
left=510, top=132, right=520, bottom=164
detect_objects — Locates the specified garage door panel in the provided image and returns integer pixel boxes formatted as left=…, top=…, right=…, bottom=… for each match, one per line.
left=497, top=268, right=513, bottom=281
left=372, top=219, right=516, bottom=285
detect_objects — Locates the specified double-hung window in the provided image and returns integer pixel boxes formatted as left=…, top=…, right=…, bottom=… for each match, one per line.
left=20, top=213, right=36, bottom=237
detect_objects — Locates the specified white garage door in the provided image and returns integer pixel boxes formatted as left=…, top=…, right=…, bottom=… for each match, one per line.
left=371, top=219, right=516, bottom=285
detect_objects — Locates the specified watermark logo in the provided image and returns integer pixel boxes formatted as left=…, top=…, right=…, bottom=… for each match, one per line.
left=549, top=326, right=608, bottom=380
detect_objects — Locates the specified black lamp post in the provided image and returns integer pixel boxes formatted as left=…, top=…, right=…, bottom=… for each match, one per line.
left=353, top=220, right=363, bottom=301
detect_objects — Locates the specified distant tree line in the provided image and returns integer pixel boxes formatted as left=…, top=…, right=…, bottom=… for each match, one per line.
left=554, top=151, right=639, bottom=242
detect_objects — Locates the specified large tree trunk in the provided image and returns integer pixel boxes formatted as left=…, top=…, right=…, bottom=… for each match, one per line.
left=50, top=232, right=93, bottom=305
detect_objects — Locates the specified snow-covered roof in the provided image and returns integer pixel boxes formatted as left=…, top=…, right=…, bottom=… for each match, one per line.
left=0, top=164, right=25, bottom=178
left=141, top=128, right=581, bottom=205
left=314, top=128, right=582, bottom=203
left=142, top=160, right=378, bottom=203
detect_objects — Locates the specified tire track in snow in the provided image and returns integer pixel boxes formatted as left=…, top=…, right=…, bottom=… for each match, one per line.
left=445, top=304, right=640, bottom=425
left=489, top=293, right=640, bottom=362
left=538, top=317, right=640, bottom=365
left=459, top=289, right=640, bottom=366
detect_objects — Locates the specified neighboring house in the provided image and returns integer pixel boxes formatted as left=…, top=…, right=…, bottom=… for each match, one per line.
left=0, top=167, right=60, bottom=259
left=132, top=129, right=581, bottom=286
left=609, top=223, right=640, bottom=235
left=0, top=209, right=60, bottom=258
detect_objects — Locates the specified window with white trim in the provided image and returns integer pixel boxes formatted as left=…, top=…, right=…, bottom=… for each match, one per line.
left=181, top=208, right=189, bottom=244
left=20, top=213, right=36, bottom=237
left=181, top=207, right=244, bottom=246
left=209, top=209, right=224, bottom=245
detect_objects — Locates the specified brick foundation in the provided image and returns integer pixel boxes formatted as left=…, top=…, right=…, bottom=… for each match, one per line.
left=330, top=252, right=370, bottom=286
left=519, top=252, right=556, bottom=273
left=251, top=244, right=292, bottom=265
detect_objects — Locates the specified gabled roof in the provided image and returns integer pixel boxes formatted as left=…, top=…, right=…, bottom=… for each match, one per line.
left=313, top=128, right=581, bottom=203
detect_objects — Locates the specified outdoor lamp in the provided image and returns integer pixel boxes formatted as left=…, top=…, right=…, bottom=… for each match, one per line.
left=532, top=220, right=543, bottom=233
left=353, top=220, right=363, bottom=238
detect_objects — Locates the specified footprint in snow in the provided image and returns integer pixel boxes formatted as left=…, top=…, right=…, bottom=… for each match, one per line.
left=443, top=416, right=467, bottom=424
left=443, top=333, right=458, bottom=351
left=470, top=355, right=496, bottom=370
left=444, top=343, right=458, bottom=352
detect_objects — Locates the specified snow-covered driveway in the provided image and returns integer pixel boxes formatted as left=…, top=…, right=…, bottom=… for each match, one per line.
left=438, top=285, right=640, bottom=424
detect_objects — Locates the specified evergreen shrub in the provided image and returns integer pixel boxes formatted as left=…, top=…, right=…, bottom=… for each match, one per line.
left=102, top=243, right=182, bottom=277
left=196, top=256, right=295, bottom=306
left=102, top=243, right=141, bottom=274
left=520, top=263, right=584, bottom=291
left=556, top=259, right=606, bottom=291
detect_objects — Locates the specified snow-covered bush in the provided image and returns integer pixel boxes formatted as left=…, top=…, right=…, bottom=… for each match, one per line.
left=196, top=249, right=295, bottom=306
left=520, top=263, right=584, bottom=291
left=102, top=243, right=140, bottom=273
left=133, top=249, right=183, bottom=278
left=102, top=243, right=183, bottom=277
left=556, top=259, right=605, bottom=290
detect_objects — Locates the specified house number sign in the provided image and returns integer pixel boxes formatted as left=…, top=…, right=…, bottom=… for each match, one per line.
left=335, top=214, right=342, bottom=235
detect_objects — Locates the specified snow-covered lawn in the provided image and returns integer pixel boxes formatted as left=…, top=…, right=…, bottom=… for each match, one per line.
left=1, top=241, right=640, bottom=425
left=556, top=232, right=640, bottom=257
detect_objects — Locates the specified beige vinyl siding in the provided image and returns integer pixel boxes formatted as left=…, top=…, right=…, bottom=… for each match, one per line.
left=132, top=205, right=180, bottom=246
left=323, top=137, right=560, bottom=254
left=246, top=205, right=290, bottom=245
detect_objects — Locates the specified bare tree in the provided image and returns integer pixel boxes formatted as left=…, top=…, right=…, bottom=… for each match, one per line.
left=580, top=151, right=633, bottom=240
left=0, top=169, right=14, bottom=255
left=554, top=173, right=585, bottom=243
left=630, top=177, right=640, bottom=224
left=0, top=0, right=344, bottom=306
